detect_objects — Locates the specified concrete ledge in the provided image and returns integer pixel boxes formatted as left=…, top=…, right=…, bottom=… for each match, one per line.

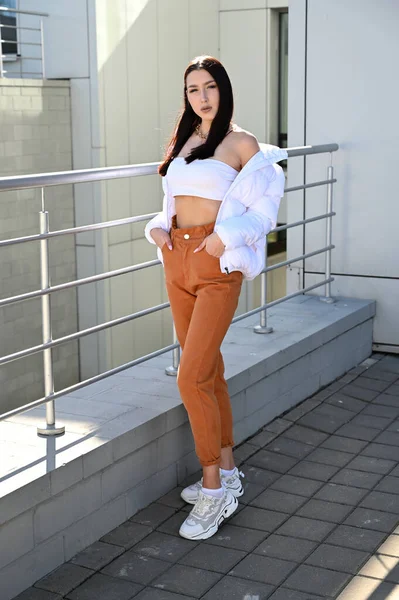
left=0, top=296, right=375, bottom=599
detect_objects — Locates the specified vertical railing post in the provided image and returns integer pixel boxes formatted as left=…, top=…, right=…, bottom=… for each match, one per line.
left=0, top=30, right=3, bottom=78
left=165, top=323, right=180, bottom=376
left=37, top=188, right=65, bottom=436
left=40, top=17, right=45, bottom=78
left=254, top=237, right=274, bottom=334
left=320, top=164, right=335, bottom=304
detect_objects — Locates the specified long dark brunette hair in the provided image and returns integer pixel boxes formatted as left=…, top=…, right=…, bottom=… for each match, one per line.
left=158, top=55, right=234, bottom=176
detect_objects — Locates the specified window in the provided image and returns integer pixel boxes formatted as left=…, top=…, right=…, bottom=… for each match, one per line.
left=278, top=11, right=288, bottom=163
left=269, top=9, right=288, bottom=254
left=0, top=0, right=18, bottom=56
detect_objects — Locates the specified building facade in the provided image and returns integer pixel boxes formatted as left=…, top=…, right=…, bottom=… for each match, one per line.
left=287, top=0, right=399, bottom=353
left=5, top=0, right=289, bottom=381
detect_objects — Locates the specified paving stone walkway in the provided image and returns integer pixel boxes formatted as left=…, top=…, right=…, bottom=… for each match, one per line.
left=15, top=353, right=399, bottom=600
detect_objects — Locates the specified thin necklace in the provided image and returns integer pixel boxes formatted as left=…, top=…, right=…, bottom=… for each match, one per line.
left=195, top=123, right=233, bottom=140
left=195, top=123, right=208, bottom=140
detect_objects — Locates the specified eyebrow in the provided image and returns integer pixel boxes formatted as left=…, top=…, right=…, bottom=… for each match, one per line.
left=187, top=80, right=215, bottom=89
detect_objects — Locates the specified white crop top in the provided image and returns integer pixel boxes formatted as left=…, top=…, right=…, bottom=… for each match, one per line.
left=166, top=157, right=239, bottom=201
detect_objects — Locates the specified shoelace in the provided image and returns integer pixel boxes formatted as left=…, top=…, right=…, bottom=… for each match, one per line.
left=193, top=492, right=218, bottom=517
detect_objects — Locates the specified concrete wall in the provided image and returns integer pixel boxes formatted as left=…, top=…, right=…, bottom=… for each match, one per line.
left=287, top=0, right=399, bottom=351
left=0, top=79, right=79, bottom=415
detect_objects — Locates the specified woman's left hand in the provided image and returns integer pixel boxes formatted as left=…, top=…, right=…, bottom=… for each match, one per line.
left=194, top=232, right=225, bottom=257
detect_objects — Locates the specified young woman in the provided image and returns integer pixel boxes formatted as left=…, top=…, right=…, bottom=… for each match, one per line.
left=145, top=55, right=286, bottom=540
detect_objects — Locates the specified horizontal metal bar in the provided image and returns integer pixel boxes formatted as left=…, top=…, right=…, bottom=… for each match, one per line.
left=0, top=301, right=171, bottom=367
left=0, top=212, right=158, bottom=248
left=0, top=40, right=41, bottom=48
left=284, top=178, right=337, bottom=194
left=16, top=56, right=42, bottom=61
left=0, top=239, right=332, bottom=310
left=0, top=211, right=331, bottom=250
left=0, top=171, right=332, bottom=196
left=264, top=245, right=335, bottom=273
left=232, top=277, right=334, bottom=324
left=273, top=212, right=336, bottom=233
left=0, top=341, right=179, bottom=421
left=0, top=24, right=41, bottom=31
left=0, top=162, right=160, bottom=192
left=286, top=144, right=338, bottom=157
left=0, top=6, right=49, bottom=17
left=0, top=258, right=161, bottom=308
left=0, top=235, right=334, bottom=311
left=0, top=144, right=337, bottom=192
left=14, top=71, right=42, bottom=75
left=9, top=41, right=41, bottom=46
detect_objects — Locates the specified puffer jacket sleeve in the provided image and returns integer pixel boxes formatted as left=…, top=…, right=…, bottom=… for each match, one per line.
left=214, top=163, right=285, bottom=250
left=144, top=177, right=169, bottom=245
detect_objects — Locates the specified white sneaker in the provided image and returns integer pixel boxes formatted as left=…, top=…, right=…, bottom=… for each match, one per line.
left=179, top=488, right=238, bottom=540
left=180, top=467, right=245, bottom=504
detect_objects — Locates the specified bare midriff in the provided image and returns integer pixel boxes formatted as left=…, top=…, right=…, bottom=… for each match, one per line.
left=174, top=196, right=222, bottom=228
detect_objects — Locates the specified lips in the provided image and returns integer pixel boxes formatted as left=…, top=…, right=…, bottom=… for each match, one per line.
left=201, top=107, right=212, bottom=112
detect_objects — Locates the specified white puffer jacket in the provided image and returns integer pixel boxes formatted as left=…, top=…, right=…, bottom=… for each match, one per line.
left=144, top=143, right=287, bottom=280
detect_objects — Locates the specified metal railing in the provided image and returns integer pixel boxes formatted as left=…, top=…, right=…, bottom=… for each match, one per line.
left=0, top=143, right=338, bottom=435
left=0, top=6, right=48, bottom=78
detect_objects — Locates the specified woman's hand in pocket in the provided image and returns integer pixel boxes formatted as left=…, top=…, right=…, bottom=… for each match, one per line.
left=194, top=232, right=225, bottom=257
left=150, top=228, right=172, bottom=251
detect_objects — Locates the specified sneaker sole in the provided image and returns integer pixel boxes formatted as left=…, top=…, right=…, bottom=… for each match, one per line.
left=179, top=495, right=238, bottom=540
left=181, top=482, right=244, bottom=505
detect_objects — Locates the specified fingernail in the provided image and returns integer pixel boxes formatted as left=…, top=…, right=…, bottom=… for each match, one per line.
left=193, top=249, right=198, bottom=253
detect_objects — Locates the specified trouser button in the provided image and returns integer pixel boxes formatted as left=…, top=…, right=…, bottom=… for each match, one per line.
left=184, top=234, right=190, bottom=239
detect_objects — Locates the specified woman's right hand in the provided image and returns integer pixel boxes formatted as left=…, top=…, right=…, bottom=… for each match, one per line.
left=151, top=228, right=172, bottom=251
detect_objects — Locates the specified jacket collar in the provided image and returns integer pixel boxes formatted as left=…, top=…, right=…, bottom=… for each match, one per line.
left=225, top=143, right=288, bottom=197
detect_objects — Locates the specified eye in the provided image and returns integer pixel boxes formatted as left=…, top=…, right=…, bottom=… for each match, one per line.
left=208, top=84, right=217, bottom=89
left=188, top=89, right=198, bottom=93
